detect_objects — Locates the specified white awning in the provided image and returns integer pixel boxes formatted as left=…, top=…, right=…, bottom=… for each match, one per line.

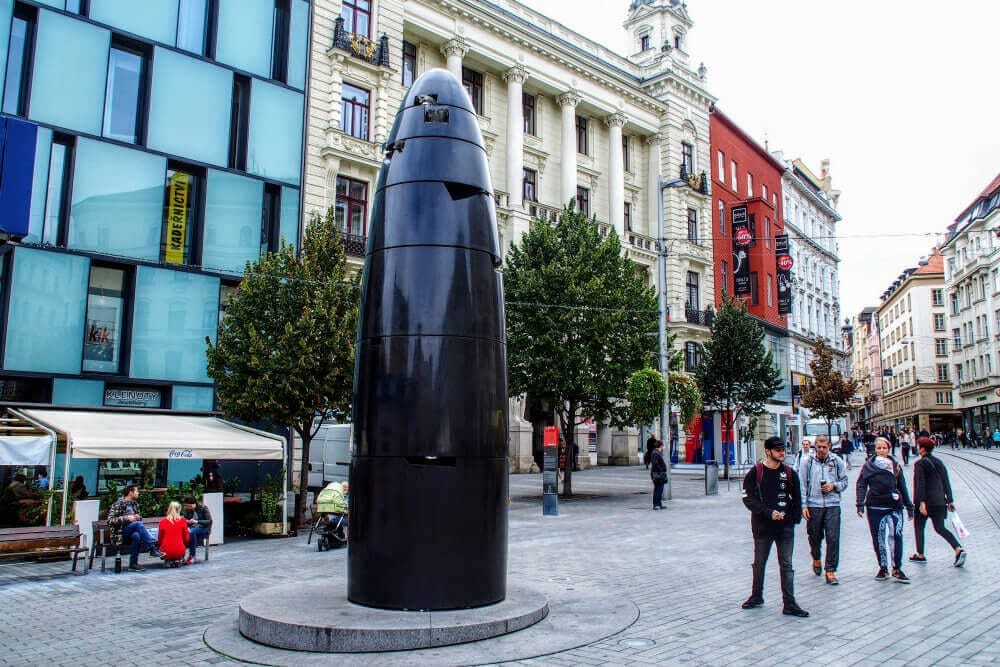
left=16, top=409, right=285, bottom=460
left=0, top=435, right=52, bottom=465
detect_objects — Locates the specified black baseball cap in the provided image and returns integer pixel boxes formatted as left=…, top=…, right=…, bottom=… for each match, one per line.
left=764, top=436, right=786, bottom=450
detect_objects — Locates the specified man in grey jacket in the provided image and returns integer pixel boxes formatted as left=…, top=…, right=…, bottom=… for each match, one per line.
left=799, top=435, right=849, bottom=585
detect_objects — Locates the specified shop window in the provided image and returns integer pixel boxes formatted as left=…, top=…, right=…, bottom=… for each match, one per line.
left=462, top=67, right=483, bottom=115
left=522, top=168, right=537, bottom=203
left=342, top=0, right=371, bottom=38
left=576, top=186, right=590, bottom=216
left=176, top=0, right=216, bottom=56
left=82, top=265, right=129, bottom=374
left=340, top=83, right=370, bottom=140
left=229, top=74, right=251, bottom=169
left=402, top=40, right=416, bottom=87
left=271, top=0, right=291, bottom=82
left=335, top=176, right=368, bottom=236
left=103, top=39, right=150, bottom=145
left=523, top=92, right=535, bottom=135
left=2, top=3, right=36, bottom=117
left=41, top=134, right=75, bottom=247
left=161, top=163, right=204, bottom=267
left=576, top=115, right=588, bottom=155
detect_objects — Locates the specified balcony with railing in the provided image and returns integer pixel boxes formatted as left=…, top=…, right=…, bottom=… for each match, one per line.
left=341, top=232, right=367, bottom=256
left=678, top=164, right=710, bottom=195
left=332, top=17, right=390, bottom=67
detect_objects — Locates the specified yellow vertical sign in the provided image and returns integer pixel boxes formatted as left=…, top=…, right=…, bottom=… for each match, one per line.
left=165, top=173, right=190, bottom=264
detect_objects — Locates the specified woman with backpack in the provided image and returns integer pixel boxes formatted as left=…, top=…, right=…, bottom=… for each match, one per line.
left=856, top=437, right=914, bottom=582
left=909, top=437, right=967, bottom=567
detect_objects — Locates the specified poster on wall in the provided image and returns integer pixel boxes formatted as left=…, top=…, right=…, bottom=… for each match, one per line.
left=83, top=303, right=122, bottom=372
left=731, top=206, right=752, bottom=295
left=775, top=234, right=793, bottom=315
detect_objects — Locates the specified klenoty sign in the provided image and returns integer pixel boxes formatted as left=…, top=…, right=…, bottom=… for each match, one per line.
left=104, top=388, right=161, bottom=408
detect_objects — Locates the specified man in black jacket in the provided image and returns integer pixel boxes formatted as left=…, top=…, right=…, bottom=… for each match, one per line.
left=741, top=437, right=809, bottom=617
left=910, top=437, right=967, bottom=567
left=182, top=496, right=213, bottom=565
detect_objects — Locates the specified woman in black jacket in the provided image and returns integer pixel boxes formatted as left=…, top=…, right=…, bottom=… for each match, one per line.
left=910, top=437, right=966, bottom=566
left=856, top=437, right=913, bottom=582
left=650, top=440, right=667, bottom=510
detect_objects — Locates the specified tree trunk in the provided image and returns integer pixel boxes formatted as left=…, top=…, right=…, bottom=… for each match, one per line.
left=560, top=404, right=577, bottom=498
left=294, top=431, right=312, bottom=530
left=722, top=408, right=734, bottom=481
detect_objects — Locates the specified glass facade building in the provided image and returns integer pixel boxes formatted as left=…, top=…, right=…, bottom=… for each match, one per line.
left=0, top=0, right=310, bottom=412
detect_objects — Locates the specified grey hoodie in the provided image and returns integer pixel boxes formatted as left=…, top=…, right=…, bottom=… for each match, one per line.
left=798, top=452, right=849, bottom=508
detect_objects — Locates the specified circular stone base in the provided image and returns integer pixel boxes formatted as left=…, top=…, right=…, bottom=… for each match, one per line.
left=238, top=580, right=548, bottom=653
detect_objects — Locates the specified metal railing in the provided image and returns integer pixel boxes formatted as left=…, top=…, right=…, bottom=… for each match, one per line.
left=332, top=18, right=390, bottom=67
left=341, top=232, right=367, bottom=256
left=684, top=306, right=714, bottom=326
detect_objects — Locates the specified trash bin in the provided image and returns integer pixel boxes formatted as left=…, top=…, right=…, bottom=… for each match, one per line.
left=704, top=460, right=719, bottom=496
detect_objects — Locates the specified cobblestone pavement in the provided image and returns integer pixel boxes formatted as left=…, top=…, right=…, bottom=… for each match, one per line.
left=1, top=450, right=997, bottom=666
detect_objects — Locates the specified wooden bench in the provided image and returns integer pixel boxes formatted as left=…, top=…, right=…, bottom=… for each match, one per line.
left=89, top=518, right=210, bottom=572
left=0, top=525, right=89, bottom=574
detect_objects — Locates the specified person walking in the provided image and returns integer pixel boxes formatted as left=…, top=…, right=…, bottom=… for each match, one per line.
left=900, top=429, right=913, bottom=466
left=650, top=440, right=667, bottom=510
left=800, top=435, right=849, bottom=585
left=856, top=437, right=914, bottom=583
left=909, top=437, right=967, bottom=567
left=793, top=439, right=812, bottom=471
left=990, top=428, right=999, bottom=451
left=740, top=437, right=809, bottom=617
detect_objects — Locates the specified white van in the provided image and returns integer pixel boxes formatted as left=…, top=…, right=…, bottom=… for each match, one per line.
left=804, top=418, right=845, bottom=450
left=307, top=424, right=351, bottom=489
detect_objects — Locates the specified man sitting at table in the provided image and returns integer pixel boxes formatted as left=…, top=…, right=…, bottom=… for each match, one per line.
left=181, top=496, right=213, bottom=565
left=108, top=485, right=163, bottom=572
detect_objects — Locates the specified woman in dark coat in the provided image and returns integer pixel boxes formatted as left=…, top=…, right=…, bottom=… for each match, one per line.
left=650, top=440, right=667, bottom=510
left=856, top=437, right=913, bottom=582
left=910, top=437, right=966, bottom=566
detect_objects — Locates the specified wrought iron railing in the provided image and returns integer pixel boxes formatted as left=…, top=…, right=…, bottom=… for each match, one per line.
left=332, top=17, right=390, bottom=67
left=678, top=164, right=710, bottom=195
left=684, top=306, right=714, bottom=326
left=341, top=232, right=367, bottom=256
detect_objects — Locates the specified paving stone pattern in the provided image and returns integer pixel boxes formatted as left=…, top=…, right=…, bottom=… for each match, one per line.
left=0, top=450, right=997, bottom=666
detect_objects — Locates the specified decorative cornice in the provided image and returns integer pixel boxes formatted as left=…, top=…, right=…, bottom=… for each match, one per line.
left=503, top=64, right=528, bottom=85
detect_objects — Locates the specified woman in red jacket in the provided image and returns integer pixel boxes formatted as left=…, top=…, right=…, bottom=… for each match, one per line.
left=158, top=501, right=190, bottom=564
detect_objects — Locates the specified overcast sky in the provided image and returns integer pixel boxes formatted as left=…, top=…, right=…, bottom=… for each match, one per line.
left=521, top=0, right=1000, bottom=319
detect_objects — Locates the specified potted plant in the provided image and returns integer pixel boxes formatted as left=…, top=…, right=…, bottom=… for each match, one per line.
left=254, top=470, right=285, bottom=536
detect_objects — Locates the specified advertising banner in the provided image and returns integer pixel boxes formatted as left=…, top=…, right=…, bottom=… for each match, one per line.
left=775, top=233, right=793, bottom=315
left=731, top=206, right=752, bottom=295
left=164, top=172, right=191, bottom=264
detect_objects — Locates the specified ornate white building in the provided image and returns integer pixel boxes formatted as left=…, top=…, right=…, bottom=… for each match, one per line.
left=304, top=0, right=717, bottom=470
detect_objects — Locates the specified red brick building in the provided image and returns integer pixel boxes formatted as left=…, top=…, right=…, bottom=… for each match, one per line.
left=709, top=109, right=787, bottom=329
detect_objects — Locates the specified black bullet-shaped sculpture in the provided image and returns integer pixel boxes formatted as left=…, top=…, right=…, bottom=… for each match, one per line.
left=349, top=69, right=508, bottom=611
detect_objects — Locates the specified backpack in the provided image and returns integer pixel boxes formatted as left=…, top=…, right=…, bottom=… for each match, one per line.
left=752, top=462, right=794, bottom=502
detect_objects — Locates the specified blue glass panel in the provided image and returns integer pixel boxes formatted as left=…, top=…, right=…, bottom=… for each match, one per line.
left=172, top=385, right=215, bottom=411
left=203, top=170, right=263, bottom=275
left=29, top=11, right=110, bottom=135
left=0, top=117, right=37, bottom=238
left=25, top=127, right=52, bottom=244
left=0, top=0, right=14, bottom=112
left=69, top=139, right=166, bottom=262
left=248, top=80, right=303, bottom=185
left=5, top=247, right=89, bottom=373
left=31, top=1, right=63, bottom=8
left=287, top=0, right=309, bottom=90
left=130, top=267, right=219, bottom=383
left=279, top=186, right=299, bottom=249
left=167, top=459, right=202, bottom=485
left=215, top=0, right=273, bottom=78
left=53, top=378, right=105, bottom=406
left=176, top=0, right=207, bottom=54
left=89, top=0, right=179, bottom=45
left=147, top=48, right=231, bottom=166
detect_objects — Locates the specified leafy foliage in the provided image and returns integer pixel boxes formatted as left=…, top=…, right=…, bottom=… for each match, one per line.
left=627, top=368, right=667, bottom=427
left=695, top=296, right=783, bottom=474
left=800, top=338, right=857, bottom=437
left=504, top=204, right=658, bottom=495
left=669, top=371, right=703, bottom=426
left=206, top=207, right=359, bottom=527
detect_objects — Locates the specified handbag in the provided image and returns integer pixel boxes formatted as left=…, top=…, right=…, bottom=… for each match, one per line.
left=949, top=510, right=970, bottom=539
left=651, top=471, right=667, bottom=482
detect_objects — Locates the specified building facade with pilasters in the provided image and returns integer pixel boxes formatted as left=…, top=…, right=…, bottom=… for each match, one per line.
left=306, top=0, right=717, bottom=470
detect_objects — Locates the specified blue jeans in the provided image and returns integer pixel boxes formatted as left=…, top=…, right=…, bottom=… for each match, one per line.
left=188, top=526, right=209, bottom=558
left=122, top=521, right=155, bottom=567
left=652, top=481, right=665, bottom=508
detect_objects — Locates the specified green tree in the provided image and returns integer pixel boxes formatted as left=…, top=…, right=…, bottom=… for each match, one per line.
left=206, top=207, right=359, bottom=528
left=627, top=368, right=668, bottom=428
left=695, top=296, right=783, bottom=478
left=800, top=338, right=857, bottom=440
left=504, top=204, right=658, bottom=496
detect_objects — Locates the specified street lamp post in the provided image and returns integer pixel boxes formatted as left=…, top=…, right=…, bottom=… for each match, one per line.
left=657, top=176, right=689, bottom=501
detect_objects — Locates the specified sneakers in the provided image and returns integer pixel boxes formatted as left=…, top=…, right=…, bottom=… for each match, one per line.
left=149, top=548, right=164, bottom=559
left=825, top=572, right=839, bottom=585
left=782, top=604, right=810, bottom=618
left=909, top=554, right=927, bottom=563
left=875, top=567, right=889, bottom=580
left=127, top=564, right=145, bottom=572
left=891, top=569, right=911, bottom=584
left=812, top=560, right=822, bottom=576
left=955, top=549, right=967, bottom=567
left=183, top=555, right=195, bottom=566
left=741, top=596, right=764, bottom=609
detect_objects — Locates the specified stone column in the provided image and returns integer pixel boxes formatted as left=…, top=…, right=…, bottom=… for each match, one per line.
left=440, top=38, right=468, bottom=82
left=646, top=134, right=661, bottom=238
left=596, top=423, right=612, bottom=466
left=605, top=112, right=626, bottom=238
left=504, top=65, right=527, bottom=210
left=558, top=92, right=580, bottom=208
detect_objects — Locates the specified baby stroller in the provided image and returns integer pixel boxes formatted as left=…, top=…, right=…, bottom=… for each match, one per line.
left=308, top=482, right=348, bottom=552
